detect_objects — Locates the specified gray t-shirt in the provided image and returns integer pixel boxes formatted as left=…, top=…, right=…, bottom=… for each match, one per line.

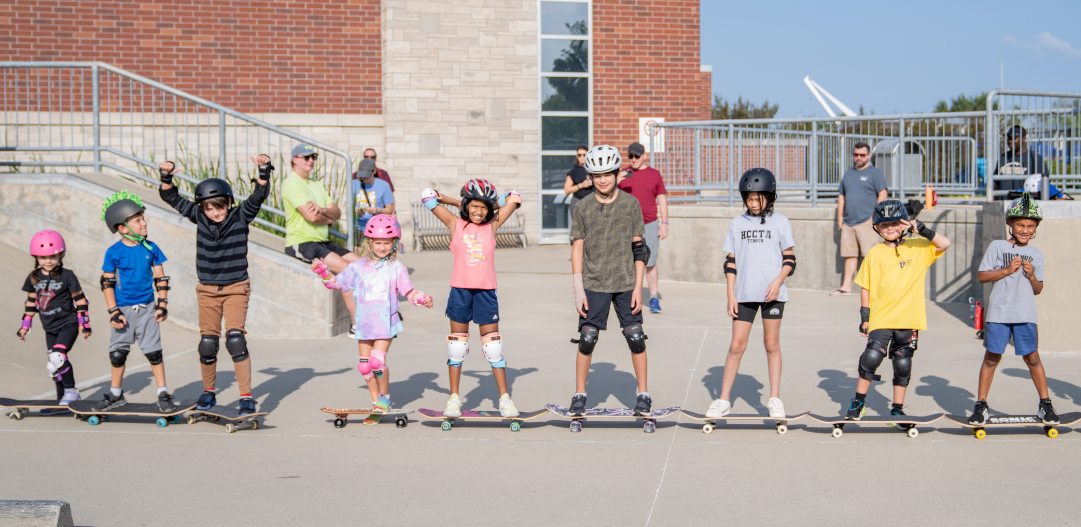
left=978, top=239, right=1044, bottom=324
left=723, top=212, right=795, bottom=303
left=571, top=191, right=646, bottom=293
left=838, top=165, right=887, bottom=225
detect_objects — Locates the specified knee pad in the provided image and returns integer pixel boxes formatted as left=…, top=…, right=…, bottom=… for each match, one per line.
left=358, top=358, right=375, bottom=381
left=577, top=325, right=599, bottom=356
left=225, top=329, right=249, bottom=362
left=370, top=349, right=387, bottom=375
left=145, top=350, right=163, bottom=365
left=109, top=347, right=130, bottom=367
left=891, top=340, right=916, bottom=387
left=447, top=333, right=469, bottom=366
left=481, top=332, right=506, bottom=369
left=47, top=351, right=68, bottom=377
left=198, top=335, right=220, bottom=365
left=623, top=323, right=647, bottom=354
left=858, top=341, right=888, bottom=381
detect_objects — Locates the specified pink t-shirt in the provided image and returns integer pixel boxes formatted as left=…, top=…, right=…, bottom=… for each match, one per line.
left=335, top=258, right=414, bottom=340
left=449, top=219, right=497, bottom=290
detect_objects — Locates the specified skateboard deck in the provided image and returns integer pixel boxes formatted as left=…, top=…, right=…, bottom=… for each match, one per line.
left=188, top=405, right=269, bottom=433
left=944, top=412, right=1081, bottom=439
left=806, top=413, right=944, bottom=438
left=679, top=410, right=807, bottom=435
left=0, top=398, right=71, bottom=419
left=320, top=407, right=413, bottom=429
left=545, top=404, right=681, bottom=433
left=417, top=408, right=547, bottom=432
left=69, top=399, right=196, bottom=428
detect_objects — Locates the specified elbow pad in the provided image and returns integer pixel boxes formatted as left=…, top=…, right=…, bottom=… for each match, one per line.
left=632, top=240, right=650, bottom=263
left=724, top=255, right=737, bottom=275
left=100, top=275, right=117, bottom=291
left=154, top=276, right=171, bottom=292
left=782, top=254, right=796, bottom=276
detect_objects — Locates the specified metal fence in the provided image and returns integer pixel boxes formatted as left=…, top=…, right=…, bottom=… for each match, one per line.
left=985, top=90, right=1081, bottom=201
left=0, top=62, right=355, bottom=246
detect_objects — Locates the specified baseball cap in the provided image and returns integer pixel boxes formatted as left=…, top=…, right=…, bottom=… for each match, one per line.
left=291, top=144, right=317, bottom=158
left=628, top=142, right=645, bottom=156
left=355, top=158, right=376, bottom=175
left=1005, top=125, right=1027, bottom=139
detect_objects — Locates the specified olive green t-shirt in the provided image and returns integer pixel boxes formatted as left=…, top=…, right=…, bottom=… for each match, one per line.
left=570, top=191, right=645, bottom=293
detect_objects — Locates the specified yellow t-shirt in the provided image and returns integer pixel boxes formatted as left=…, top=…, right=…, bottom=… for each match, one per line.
left=854, top=238, right=944, bottom=331
left=281, top=171, right=334, bottom=246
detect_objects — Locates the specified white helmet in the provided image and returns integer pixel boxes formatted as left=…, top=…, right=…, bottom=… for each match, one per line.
left=584, top=145, right=621, bottom=175
left=1023, top=174, right=1042, bottom=194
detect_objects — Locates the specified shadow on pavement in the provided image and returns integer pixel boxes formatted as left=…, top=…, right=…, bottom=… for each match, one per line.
left=83, top=371, right=155, bottom=402
left=389, top=371, right=449, bottom=408
left=254, top=367, right=351, bottom=413
left=914, top=375, right=975, bottom=415
left=461, top=366, right=539, bottom=410
left=699, top=366, right=766, bottom=414
left=816, top=368, right=889, bottom=416
left=1004, top=367, right=1081, bottom=405
left=576, top=362, right=641, bottom=409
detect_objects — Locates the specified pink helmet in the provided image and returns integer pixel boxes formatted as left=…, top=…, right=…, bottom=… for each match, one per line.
left=364, top=214, right=401, bottom=239
left=30, top=230, right=66, bottom=256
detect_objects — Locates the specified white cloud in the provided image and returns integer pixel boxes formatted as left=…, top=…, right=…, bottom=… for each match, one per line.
left=1034, top=31, right=1081, bottom=58
left=1003, top=34, right=1016, bottom=45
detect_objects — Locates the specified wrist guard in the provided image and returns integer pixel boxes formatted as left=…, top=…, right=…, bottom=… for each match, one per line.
left=78, top=312, right=91, bottom=330
left=421, top=188, right=439, bottom=211
left=159, top=161, right=175, bottom=184
left=913, top=220, right=935, bottom=241
left=408, top=290, right=431, bottom=307
left=20, top=315, right=33, bottom=333
left=860, top=306, right=870, bottom=331
left=110, top=310, right=123, bottom=324
left=257, top=159, right=274, bottom=182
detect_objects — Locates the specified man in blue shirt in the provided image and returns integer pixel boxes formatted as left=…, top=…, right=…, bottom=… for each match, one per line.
left=351, top=158, right=395, bottom=251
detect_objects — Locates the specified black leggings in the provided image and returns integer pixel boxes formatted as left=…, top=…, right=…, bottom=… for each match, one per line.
left=45, top=325, right=79, bottom=399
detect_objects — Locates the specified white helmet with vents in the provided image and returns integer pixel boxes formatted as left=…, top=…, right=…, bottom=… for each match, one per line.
left=584, top=145, right=621, bottom=175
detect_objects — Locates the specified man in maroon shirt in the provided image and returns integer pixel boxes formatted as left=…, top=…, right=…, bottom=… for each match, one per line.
left=618, top=142, right=669, bottom=314
left=354, top=148, right=395, bottom=192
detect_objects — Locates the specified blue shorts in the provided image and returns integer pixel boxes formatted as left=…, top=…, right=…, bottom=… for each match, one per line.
left=984, top=322, right=1038, bottom=356
left=446, top=287, right=499, bottom=325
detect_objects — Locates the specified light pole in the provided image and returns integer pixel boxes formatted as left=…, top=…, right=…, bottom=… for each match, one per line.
left=994, top=59, right=1003, bottom=90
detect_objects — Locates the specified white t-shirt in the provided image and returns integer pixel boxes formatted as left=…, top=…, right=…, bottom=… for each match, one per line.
left=723, top=212, right=796, bottom=303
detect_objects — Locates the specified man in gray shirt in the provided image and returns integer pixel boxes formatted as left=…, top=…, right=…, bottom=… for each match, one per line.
left=833, top=142, right=887, bottom=296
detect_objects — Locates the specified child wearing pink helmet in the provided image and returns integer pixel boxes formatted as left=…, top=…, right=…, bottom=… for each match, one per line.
left=311, top=214, right=432, bottom=420
left=17, top=230, right=92, bottom=410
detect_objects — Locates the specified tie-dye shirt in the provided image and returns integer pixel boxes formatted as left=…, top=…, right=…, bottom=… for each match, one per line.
left=335, top=258, right=414, bottom=340
left=449, top=219, right=497, bottom=290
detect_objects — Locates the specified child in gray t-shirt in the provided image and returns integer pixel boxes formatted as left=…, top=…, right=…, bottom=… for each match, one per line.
left=967, top=193, right=1058, bottom=426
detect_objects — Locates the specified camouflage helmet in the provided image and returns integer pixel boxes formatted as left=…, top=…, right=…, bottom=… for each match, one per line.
left=1006, top=192, right=1042, bottom=223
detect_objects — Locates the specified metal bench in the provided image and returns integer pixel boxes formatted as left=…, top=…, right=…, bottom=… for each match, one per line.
left=410, top=202, right=527, bottom=252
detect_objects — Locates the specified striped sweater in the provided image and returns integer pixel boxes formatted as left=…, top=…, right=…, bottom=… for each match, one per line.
left=160, top=182, right=270, bottom=285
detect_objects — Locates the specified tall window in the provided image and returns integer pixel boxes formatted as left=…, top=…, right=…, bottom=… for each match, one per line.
left=538, top=0, right=590, bottom=244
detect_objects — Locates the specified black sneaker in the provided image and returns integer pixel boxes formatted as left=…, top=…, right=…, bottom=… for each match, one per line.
left=845, top=398, right=865, bottom=421
left=238, top=397, right=257, bottom=416
left=195, top=391, right=216, bottom=411
left=157, top=392, right=177, bottom=413
left=1039, top=398, right=1059, bottom=425
left=568, top=394, right=587, bottom=416
left=94, top=391, right=127, bottom=412
left=889, top=406, right=909, bottom=429
left=968, top=400, right=989, bottom=425
left=633, top=394, right=652, bottom=416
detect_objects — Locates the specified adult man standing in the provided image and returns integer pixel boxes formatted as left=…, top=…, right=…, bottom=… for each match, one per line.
left=993, top=125, right=1049, bottom=200
left=351, top=157, right=395, bottom=252
left=356, top=148, right=395, bottom=192
left=617, top=142, right=668, bottom=314
left=832, top=142, right=887, bottom=296
left=282, top=144, right=358, bottom=273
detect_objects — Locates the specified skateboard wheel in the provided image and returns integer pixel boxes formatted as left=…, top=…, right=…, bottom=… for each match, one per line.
left=101, top=415, right=109, bottom=422
left=213, top=416, right=220, bottom=422
left=643, top=420, right=656, bottom=434
left=907, top=427, right=919, bottom=438
left=334, top=418, right=345, bottom=429
left=1047, top=428, right=1058, bottom=438
left=440, top=421, right=452, bottom=431
left=974, top=429, right=986, bottom=439
left=569, top=420, right=582, bottom=433
left=395, top=418, right=407, bottom=429
left=251, top=419, right=260, bottom=430
left=8, top=412, right=20, bottom=420
left=187, top=415, right=196, bottom=425
left=777, top=424, right=788, bottom=435
left=976, top=330, right=984, bottom=339
left=702, top=424, right=714, bottom=434
left=831, top=427, right=843, bottom=438
left=156, top=417, right=168, bottom=428
left=20, top=408, right=29, bottom=416
left=510, top=421, right=521, bottom=432
left=88, top=415, right=100, bottom=426
left=172, top=415, right=182, bottom=424
left=226, top=423, right=236, bottom=434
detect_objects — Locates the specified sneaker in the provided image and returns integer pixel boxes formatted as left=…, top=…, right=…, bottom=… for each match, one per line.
left=195, top=391, right=217, bottom=411
left=844, top=398, right=865, bottom=421
left=568, top=394, right=587, bottom=416
left=238, top=397, right=256, bottom=416
left=157, top=392, right=177, bottom=413
left=94, top=391, right=127, bottom=412
left=633, top=394, right=652, bottom=416
left=59, top=389, right=81, bottom=406
left=348, top=325, right=357, bottom=338
left=444, top=394, right=463, bottom=418
left=649, top=298, right=661, bottom=314
left=374, top=395, right=391, bottom=413
left=889, top=406, right=907, bottom=428
left=767, top=398, right=785, bottom=419
left=968, top=400, right=988, bottom=425
left=1039, top=398, right=1059, bottom=425
left=499, top=393, right=519, bottom=418
left=705, top=398, right=731, bottom=418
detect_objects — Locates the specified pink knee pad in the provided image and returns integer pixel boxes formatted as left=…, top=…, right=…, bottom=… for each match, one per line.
left=358, top=358, right=375, bottom=380
left=370, top=350, right=387, bottom=373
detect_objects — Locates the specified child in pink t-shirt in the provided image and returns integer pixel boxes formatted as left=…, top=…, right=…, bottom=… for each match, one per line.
left=420, top=178, right=522, bottom=417
left=311, top=215, right=432, bottom=419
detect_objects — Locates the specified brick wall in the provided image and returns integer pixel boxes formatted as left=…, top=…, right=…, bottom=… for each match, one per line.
left=1, top=0, right=381, bottom=113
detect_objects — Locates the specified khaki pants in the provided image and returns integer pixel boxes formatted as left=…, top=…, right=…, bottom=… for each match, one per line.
left=196, top=280, right=253, bottom=394
left=840, top=219, right=880, bottom=258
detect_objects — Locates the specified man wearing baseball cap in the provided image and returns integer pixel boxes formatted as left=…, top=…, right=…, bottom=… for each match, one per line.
left=993, top=125, right=1049, bottom=200
left=281, top=144, right=358, bottom=271
left=351, top=157, right=395, bottom=252
left=618, top=142, right=669, bottom=314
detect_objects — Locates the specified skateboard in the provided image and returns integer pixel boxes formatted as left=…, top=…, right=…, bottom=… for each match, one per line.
left=545, top=404, right=681, bottom=433
left=188, top=405, right=269, bottom=433
left=944, top=412, right=1081, bottom=439
left=806, top=413, right=944, bottom=438
left=417, top=408, right=547, bottom=432
left=679, top=410, right=808, bottom=435
left=320, top=407, right=413, bottom=429
left=0, top=398, right=73, bottom=419
left=69, top=399, right=196, bottom=428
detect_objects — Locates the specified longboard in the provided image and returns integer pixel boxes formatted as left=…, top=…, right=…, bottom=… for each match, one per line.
left=806, top=413, right=944, bottom=438
left=188, top=405, right=269, bottom=433
left=417, top=408, right=547, bottom=432
left=944, top=412, right=1081, bottom=439
left=320, top=407, right=413, bottom=429
left=545, top=404, right=681, bottom=433
left=69, top=399, right=196, bottom=428
left=0, top=397, right=72, bottom=419
left=679, top=410, right=808, bottom=435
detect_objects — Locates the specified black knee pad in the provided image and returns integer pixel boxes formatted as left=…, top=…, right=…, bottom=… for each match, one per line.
left=145, top=350, right=163, bottom=365
left=225, top=329, right=249, bottom=362
left=109, top=348, right=129, bottom=367
left=576, top=325, right=599, bottom=356
left=891, top=343, right=916, bottom=387
left=858, top=341, right=888, bottom=381
left=198, top=335, right=220, bottom=365
left=623, top=323, right=647, bottom=354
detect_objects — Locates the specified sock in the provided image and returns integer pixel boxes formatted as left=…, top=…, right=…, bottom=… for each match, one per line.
left=637, top=392, right=650, bottom=398
left=240, top=393, right=252, bottom=400
left=854, top=393, right=867, bottom=403
left=157, top=386, right=168, bottom=395
left=1041, top=398, right=1052, bottom=404
left=205, top=387, right=216, bottom=394
left=574, top=392, right=586, bottom=398
left=650, top=294, right=659, bottom=300
left=110, top=386, right=123, bottom=397
left=891, top=403, right=904, bottom=412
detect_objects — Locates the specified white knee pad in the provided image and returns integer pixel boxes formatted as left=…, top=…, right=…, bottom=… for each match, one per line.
left=47, top=351, right=67, bottom=377
left=481, top=332, right=505, bottom=369
left=447, top=333, right=469, bottom=366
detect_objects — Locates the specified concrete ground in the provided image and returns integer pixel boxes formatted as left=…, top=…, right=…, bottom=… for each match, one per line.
left=2, top=240, right=1080, bottom=526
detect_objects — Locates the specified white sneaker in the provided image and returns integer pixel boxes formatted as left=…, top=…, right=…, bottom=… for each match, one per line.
left=705, top=398, right=731, bottom=418
left=444, top=394, right=463, bottom=418
left=767, top=398, right=785, bottom=419
left=498, top=393, right=519, bottom=418
left=59, top=389, right=81, bottom=406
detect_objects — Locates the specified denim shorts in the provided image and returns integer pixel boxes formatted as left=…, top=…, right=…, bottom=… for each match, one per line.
left=984, top=322, right=1038, bottom=356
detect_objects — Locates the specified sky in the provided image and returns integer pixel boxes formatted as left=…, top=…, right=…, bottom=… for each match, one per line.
left=701, top=0, right=1081, bottom=117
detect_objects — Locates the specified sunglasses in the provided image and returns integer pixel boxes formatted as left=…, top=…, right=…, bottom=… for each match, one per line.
left=852, top=152, right=869, bottom=157
left=576, top=153, right=586, bottom=157
left=364, top=155, right=377, bottom=159
left=628, top=154, right=641, bottom=159
left=297, top=154, right=318, bottom=162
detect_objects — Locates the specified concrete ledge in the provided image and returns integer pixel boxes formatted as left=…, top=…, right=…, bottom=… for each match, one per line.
left=0, top=501, right=74, bottom=527
left=0, top=172, right=349, bottom=337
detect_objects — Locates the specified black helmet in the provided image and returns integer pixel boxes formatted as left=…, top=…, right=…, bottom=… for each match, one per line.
left=194, top=178, right=233, bottom=203
left=739, top=168, right=777, bottom=194
left=872, top=199, right=908, bottom=225
left=101, top=191, right=147, bottom=234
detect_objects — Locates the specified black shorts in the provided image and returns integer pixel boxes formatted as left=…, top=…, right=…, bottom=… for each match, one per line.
left=734, top=301, right=785, bottom=323
left=285, top=241, right=350, bottom=263
left=45, top=324, right=79, bottom=353
left=579, top=290, right=643, bottom=331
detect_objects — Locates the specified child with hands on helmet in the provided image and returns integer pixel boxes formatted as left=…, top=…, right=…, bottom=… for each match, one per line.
left=158, top=155, right=273, bottom=416
left=17, top=230, right=92, bottom=410
left=311, top=215, right=432, bottom=421
left=845, top=199, right=951, bottom=421
left=419, top=179, right=522, bottom=418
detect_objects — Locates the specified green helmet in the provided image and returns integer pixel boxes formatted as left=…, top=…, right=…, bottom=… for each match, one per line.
left=1006, top=193, right=1042, bottom=222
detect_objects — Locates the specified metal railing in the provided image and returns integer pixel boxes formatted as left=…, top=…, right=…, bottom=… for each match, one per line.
left=985, top=90, right=1081, bottom=201
left=1, top=62, right=355, bottom=246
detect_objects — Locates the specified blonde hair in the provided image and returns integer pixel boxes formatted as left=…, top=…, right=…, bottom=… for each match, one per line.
left=358, top=236, right=401, bottom=264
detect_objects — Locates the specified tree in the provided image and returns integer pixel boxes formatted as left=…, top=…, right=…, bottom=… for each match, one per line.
left=712, top=95, right=779, bottom=120
left=933, top=92, right=991, bottom=112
